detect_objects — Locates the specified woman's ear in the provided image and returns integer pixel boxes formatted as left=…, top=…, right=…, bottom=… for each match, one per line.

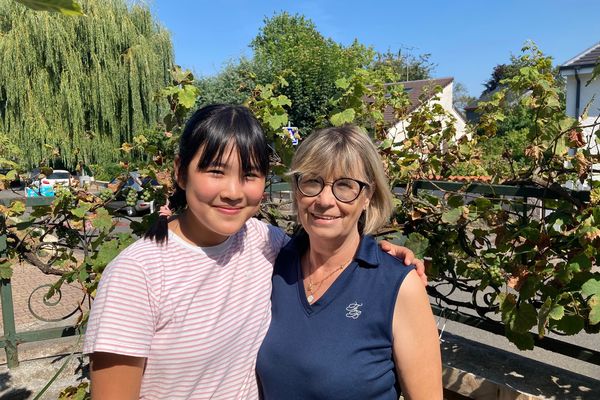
left=363, top=188, right=373, bottom=210
left=174, top=156, right=185, bottom=190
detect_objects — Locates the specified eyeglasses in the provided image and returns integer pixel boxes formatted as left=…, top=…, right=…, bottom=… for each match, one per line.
left=294, top=174, right=369, bottom=203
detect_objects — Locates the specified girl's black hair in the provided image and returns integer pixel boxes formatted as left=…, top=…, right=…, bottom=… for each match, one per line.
left=145, top=104, right=269, bottom=244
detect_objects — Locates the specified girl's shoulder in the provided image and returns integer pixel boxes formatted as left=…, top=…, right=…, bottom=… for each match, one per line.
left=245, top=218, right=290, bottom=252
left=104, top=236, right=175, bottom=275
left=118, top=236, right=167, bottom=260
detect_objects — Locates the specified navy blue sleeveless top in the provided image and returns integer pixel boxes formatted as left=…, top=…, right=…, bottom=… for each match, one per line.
left=256, top=232, right=415, bottom=400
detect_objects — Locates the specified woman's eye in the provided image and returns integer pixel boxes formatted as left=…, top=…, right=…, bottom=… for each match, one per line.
left=304, top=179, right=320, bottom=185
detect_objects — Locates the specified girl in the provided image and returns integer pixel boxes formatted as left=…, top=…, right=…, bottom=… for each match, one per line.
left=83, top=105, right=421, bottom=399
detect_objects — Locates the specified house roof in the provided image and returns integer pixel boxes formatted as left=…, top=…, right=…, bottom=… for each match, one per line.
left=380, top=77, right=454, bottom=122
left=560, top=41, right=600, bottom=70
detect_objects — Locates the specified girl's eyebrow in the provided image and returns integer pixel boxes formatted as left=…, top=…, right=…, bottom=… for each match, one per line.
left=203, top=160, right=226, bottom=168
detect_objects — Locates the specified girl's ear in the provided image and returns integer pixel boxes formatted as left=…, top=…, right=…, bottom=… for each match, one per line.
left=174, top=156, right=185, bottom=190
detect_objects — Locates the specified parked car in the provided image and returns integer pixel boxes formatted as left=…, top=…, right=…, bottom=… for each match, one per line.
left=106, top=197, right=155, bottom=216
left=32, top=169, right=73, bottom=187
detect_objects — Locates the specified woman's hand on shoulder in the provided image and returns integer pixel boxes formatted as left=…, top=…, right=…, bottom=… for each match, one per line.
left=378, top=240, right=427, bottom=285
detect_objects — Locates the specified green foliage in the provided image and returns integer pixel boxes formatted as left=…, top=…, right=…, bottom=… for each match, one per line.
left=196, top=58, right=257, bottom=106
left=244, top=75, right=293, bottom=172
left=58, top=381, right=90, bottom=399
left=452, top=82, right=476, bottom=115
left=0, top=0, right=173, bottom=168
left=0, top=133, right=22, bottom=165
left=195, top=12, right=432, bottom=137
left=369, top=49, right=433, bottom=82
left=250, top=12, right=373, bottom=132
left=392, top=43, right=600, bottom=348
left=14, top=0, right=83, bottom=15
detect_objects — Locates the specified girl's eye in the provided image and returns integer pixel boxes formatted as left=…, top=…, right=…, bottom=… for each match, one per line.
left=206, top=169, right=224, bottom=176
left=244, top=172, right=260, bottom=180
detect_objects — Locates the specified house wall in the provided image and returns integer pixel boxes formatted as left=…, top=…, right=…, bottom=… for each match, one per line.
left=561, top=68, right=599, bottom=189
left=563, top=70, right=600, bottom=157
left=387, top=81, right=467, bottom=145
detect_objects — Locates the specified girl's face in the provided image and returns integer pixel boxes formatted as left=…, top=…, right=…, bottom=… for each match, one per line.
left=176, top=143, right=266, bottom=246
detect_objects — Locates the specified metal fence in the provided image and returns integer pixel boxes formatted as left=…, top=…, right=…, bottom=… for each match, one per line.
left=0, top=196, right=84, bottom=368
left=408, top=180, right=599, bottom=367
left=0, top=182, right=598, bottom=369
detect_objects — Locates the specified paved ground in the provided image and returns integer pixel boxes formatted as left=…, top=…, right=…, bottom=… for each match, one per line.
left=0, top=263, right=88, bottom=333
left=0, top=262, right=88, bottom=400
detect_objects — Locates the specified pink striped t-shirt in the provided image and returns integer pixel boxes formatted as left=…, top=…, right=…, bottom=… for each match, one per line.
left=83, top=218, right=288, bottom=399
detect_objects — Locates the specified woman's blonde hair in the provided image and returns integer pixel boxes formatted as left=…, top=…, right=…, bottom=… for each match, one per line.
left=289, top=125, right=393, bottom=235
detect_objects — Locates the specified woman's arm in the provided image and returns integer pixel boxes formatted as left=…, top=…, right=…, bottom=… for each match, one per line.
left=90, top=352, right=146, bottom=400
left=392, top=270, right=442, bottom=400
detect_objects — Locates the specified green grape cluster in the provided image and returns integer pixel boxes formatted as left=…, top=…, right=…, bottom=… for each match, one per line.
left=98, top=189, right=113, bottom=202
left=126, top=189, right=138, bottom=207
left=141, top=189, right=152, bottom=202
left=54, top=185, right=70, bottom=198
left=488, top=265, right=504, bottom=287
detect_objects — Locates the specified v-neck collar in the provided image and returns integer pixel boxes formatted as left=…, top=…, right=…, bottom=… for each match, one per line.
left=296, top=253, right=358, bottom=316
left=288, top=231, right=381, bottom=316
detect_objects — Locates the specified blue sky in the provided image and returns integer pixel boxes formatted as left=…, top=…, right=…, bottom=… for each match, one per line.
left=151, top=0, right=600, bottom=97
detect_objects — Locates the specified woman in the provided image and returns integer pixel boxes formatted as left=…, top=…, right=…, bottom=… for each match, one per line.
left=257, top=125, right=442, bottom=399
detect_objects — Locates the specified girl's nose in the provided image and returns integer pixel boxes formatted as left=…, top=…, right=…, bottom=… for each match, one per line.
left=221, top=177, right=244, bottom=201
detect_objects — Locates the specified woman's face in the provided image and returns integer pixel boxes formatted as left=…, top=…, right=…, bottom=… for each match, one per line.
left=176, top=143, right=266, bottom=246
left=295, top=171, right=371, bottom=245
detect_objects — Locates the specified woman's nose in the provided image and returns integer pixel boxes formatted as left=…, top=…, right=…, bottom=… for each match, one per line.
left=315, top=184, right=336, bottom=206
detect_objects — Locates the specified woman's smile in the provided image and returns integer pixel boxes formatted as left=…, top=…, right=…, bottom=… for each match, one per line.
left=310, top=213, right=341, bottom=222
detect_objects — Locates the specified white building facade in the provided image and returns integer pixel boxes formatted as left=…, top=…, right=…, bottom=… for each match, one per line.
left=559, top=42, right=600, bottom=186
left=385, top=78, right=467, bottom=145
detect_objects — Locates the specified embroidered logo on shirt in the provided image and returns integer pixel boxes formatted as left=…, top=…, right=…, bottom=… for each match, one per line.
left=345, top=302, right=363, bottom=319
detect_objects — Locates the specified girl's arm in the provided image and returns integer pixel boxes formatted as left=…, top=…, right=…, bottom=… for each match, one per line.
left=392, top=270, right=442, bottom=399
left=90, top=352, right=145, bottom=400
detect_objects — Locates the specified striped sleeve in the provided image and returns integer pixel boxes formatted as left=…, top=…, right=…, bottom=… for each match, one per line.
left=83, top=250, right=158, bottom=357
left=248, top=218, right=290, bottom=258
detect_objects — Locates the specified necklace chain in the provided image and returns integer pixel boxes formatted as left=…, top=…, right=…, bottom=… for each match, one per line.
left=305, top=256, right=353, bottom=303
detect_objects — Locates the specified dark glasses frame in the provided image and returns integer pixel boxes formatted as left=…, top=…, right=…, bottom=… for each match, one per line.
left=294, top=174, right=369, bottom=203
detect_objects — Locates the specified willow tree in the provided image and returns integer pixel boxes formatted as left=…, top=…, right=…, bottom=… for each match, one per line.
left=0, top=0, right=173, bottom=168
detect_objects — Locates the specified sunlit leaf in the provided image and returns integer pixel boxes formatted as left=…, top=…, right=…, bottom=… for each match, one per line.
left=15, top=0, right=84, bottom=16
left=582, top=278, right=600, bottom=298
left=178, top=85, right=200, bottom=108
left=330, top=108, right=355, bottom=126
left=0, top=261, right=13, bottom=279
left=441, top=208, right=462, bottom=224
left=91, top=207, right=113, bottom=232
left=548, top=305, right=565, bottom=321
left=588, top=295, right=600, bottom=325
